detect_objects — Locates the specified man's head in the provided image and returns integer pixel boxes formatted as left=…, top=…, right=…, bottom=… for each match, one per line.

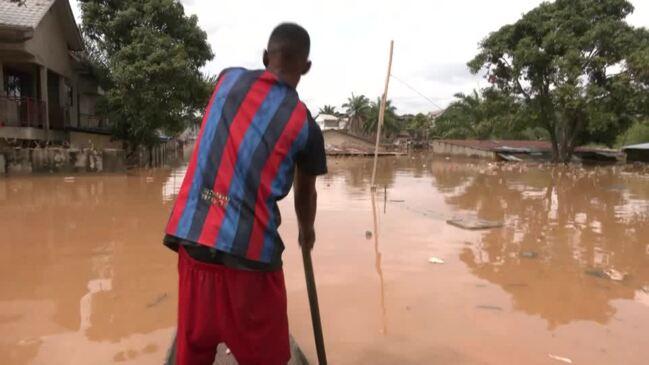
left=263, top=23, right=311, bottom=88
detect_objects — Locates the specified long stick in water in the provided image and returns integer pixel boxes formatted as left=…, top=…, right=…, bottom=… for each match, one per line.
left=302, top=246, right=327, bottom=364
left=370, top=40, right=395, bottom=189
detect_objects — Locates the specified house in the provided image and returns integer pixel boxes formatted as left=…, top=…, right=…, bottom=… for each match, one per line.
left=622, top=143, right=649, bottom=163
left=431, top=139, right=621, bottom=162
left=0, top=0, right=113, bottom=148
left=315, top=113, right=347, bottom=131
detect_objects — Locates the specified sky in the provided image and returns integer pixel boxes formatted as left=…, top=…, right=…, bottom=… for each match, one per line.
left=70, top=0, right=649, bottom=115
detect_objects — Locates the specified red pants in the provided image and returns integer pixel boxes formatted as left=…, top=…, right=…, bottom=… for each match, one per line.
left=176, top=246, right=290, bottom=365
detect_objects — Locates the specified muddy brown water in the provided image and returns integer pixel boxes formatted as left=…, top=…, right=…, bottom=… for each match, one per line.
left=1, top=154, right=648, bottom=365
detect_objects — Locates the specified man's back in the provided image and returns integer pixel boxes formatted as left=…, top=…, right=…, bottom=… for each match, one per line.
left=165, top=67, right=326, bottom=267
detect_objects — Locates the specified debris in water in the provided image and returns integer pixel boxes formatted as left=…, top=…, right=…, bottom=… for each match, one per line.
left=365, top=231, right=373, bottom=239
left=520, top=251, right=539, bottom=259
left=63, top=177, right=75, bottom=183
left=428, top=257, right=445, bottom=264
left=446, top=217, right=503, bottom=230
left=548, top=354, right=573, bottom=364
left=463, top=241, right=473, bottom=246
left=146, top=293, right=168, bottom=308
left=476, top=305, right=503, bottom=311
left=145, top=177, right=154, bottom=183
left=585, top=268, right=627, bottom=282
left=389, top=199, right=405, bottom=203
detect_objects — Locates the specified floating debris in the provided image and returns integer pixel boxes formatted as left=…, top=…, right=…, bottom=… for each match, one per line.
left=389, top=199, right=405, bottom=203
left=365, top=231, right=373, bottom=239
left=147, top=293, right=168, bottom=308
left=548, top=354, right=573, bottom=364
left=447, top=217, right=503, bottom=230
left=63, top=177, right=75, bottom=183
left=428, top=257, right=445, bottom=264
left=145, top=177, right=154, bottom=183
left=476, top=305, right=503, bottom=311
left=585, top=268, right=627, bottom=282
left=520, top=251, right=539, bottom=259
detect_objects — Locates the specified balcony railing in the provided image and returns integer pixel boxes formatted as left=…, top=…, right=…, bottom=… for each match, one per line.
left=0, top=96, right=46, bottom=128
left=79, top=113, right=110, bottom=131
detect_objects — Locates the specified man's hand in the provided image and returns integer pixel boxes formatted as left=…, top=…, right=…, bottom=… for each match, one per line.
left=299, top=227, right=316, bottom=250
left=294, top=169, right=318, bottom=251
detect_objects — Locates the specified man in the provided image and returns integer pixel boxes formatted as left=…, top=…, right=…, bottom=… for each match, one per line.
left=163, top=23, right=327, bottom=365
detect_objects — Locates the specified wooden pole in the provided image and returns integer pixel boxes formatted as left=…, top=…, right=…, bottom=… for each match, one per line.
left=370, top=40, right=394, bottom=189
left=302, top=246, right=327, bottom=364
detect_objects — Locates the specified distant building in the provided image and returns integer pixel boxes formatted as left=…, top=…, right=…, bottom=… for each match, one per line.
left=0, top=0, right=113, bottom=148
left=622, top=143, right=649, bottom=163
left=315, top=113, right=347, bottom=131
left=432, top=139, right=620, bottom=162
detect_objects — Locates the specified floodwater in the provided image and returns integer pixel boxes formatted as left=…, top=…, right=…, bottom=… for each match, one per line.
left=1, top=154, right=648, bottom=365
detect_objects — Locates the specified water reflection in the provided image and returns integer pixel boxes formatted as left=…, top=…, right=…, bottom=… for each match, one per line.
left=0, top=171, right=178, bottom=364
left=431, top=163, right=649, bottom=328
left=370, top=190, right=387, bottom=335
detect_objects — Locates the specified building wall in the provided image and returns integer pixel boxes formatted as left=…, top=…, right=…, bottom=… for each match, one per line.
left=323, top=130, right=375, bottom=151
left=625, top=150, right=649, bottom=163
left=69, top=131, right=120, bottom=150
left=431, top=141, right=496, bottom=159
left=24, top=5, right=80, bottom=127
left=25, top=7, right=74, bottom=78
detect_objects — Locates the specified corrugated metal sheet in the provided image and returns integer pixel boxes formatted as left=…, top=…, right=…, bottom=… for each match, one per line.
left=622, top=143, right=649, bottom=151
left=0, top=0, right=55, bottom=29
left=436, top=139, right=615, bottom=153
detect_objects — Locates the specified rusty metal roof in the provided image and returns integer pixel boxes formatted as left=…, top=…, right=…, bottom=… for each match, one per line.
left=435, top=139, right=616, bottom=153
left=0, top=0, right=55, bottom=29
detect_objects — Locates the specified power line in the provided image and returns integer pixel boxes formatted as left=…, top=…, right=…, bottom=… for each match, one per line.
left=389, top=74, right=445, bottom=111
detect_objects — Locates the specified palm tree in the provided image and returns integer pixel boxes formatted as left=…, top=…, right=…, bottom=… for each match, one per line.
left=363, top=97, right=400, bottom=138
left=318, top=105, right=337, bottom=115
left=342, top=93, right=370, bottom=134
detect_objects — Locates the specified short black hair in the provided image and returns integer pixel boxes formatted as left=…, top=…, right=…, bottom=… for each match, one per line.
left=267, top=23, right=310, bottom=61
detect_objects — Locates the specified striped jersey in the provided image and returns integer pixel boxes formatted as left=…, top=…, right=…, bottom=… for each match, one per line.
left=165, top=68, right=327, bottom=267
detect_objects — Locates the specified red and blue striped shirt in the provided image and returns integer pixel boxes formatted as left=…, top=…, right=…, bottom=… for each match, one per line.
left=164, top=68, right=327, bottom=268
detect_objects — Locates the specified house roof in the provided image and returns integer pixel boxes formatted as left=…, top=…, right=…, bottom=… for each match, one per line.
left=0, top=0, right=55, bottom=29
left=434, top=139, right=616, bottom=153
left=622, top=143, right=649, bottom=151
left=0, top=0, right=83, bottom=50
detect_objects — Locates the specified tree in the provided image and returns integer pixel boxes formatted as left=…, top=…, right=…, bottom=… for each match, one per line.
left=405, top=113, right=433, bottom=140
left=80, top=0, right=213, bottom=159
left=468, top=0, right=649, bottom=162
left=363, top=97, right=400, bottom=138
left=342, top=93, right=370, bottom=134
left=318, top=105, right=337, bottom=115
left=432, top=89, right=527, bottom=140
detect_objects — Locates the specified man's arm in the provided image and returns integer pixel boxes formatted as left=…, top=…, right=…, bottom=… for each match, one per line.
left=294, top=168, right=318, bottom=250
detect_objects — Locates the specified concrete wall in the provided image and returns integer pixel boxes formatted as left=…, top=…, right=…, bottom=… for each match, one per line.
left=431, top=141, right=496, bottom=160
left=69, top=131, right=120, bottom=150
left=323, top=130, right=375, bottom=151
left=0, top=147, right=126, bottom=175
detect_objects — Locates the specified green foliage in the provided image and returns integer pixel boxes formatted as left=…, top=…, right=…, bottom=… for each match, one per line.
left=405, top=113, right=433, bottom=139
left=432, top=89, right=527, bottom=140
left=342, top=93, right=370, bottom=134
left=617, top=120, right=649, bottom=147
left=363, top=98, right=400, bottom=137
left=80, top=0, right=213, bottom=152
left=318, top=105, right=337, bottom=115
left=468, top=0, right=649, bottom=162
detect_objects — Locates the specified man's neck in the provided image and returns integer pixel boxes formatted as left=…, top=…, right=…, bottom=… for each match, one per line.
left=265, top=66, right=299, bottom=89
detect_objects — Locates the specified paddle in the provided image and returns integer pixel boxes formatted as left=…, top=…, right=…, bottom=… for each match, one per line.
left=301, top=246, right=327, bottom=365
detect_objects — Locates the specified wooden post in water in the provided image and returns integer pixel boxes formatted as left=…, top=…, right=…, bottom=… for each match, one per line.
left=302, top=246, right=327, bottom=364
left=370, top=40, right=395, bottom=190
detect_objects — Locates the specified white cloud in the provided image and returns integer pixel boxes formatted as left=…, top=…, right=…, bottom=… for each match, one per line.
left=70, top=0, right=649, bottom=114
